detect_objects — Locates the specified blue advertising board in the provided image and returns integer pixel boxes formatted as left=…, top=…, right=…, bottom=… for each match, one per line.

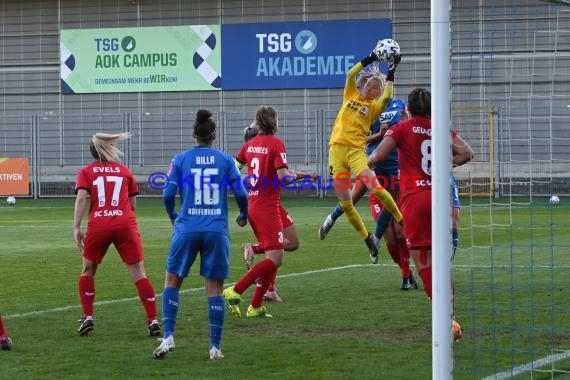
left=221, top=19, right=392, bottom=90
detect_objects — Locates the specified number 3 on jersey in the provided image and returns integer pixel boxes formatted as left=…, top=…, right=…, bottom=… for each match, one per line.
left=249, top=157, right=260, bottom=188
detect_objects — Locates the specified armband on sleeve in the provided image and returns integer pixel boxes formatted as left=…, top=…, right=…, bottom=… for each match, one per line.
left=234, top=158, right=245, bottom=170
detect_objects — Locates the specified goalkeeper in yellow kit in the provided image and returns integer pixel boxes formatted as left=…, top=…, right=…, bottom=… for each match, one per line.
left=327, top=44, right=402, bottom=263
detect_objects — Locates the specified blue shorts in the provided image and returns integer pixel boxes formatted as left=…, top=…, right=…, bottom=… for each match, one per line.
left=166, top=231, right=230, bottom=280
left=451, top=175, right=460, bottom=209
left=374, top=165, right=400, bottom=192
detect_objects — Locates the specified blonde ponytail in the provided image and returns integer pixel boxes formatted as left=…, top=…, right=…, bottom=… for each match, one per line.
left=90, top=132, right=130, bottom=162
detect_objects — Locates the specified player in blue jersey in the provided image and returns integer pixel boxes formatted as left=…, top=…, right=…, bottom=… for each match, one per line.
left=153, top=109, right=249, bottom=360
left=319, top=99, right=418, bottom=290
left=451, top=175, right=461, bottom=259
left=450, top=134, right=474, bottom=260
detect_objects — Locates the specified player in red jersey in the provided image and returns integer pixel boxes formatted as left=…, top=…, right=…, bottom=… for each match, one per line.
left=238, top=123, right=311, bottom=303
left=0, top=314, right=12, bottom=350
left=73, top=132, right=160, bottom=337
left=223, top=106, right=317, bottom=317
left=368, top=88, right=474, bottom=341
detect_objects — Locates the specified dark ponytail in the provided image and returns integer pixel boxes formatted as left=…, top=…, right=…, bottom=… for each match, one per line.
left=407, top=88, right=431, bottom=118
left=193, top=109, right=217, bottom=144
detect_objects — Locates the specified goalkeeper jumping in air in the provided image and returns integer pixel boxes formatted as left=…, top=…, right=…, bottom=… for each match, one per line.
left=325, top=41, right=403, bottom=263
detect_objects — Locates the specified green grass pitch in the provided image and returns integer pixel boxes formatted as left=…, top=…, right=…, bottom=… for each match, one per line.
left=0, top=196, right=568, bottom=379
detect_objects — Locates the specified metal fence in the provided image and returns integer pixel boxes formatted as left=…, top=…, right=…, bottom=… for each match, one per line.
left=1, top=107, right=569, bottom=198
left=1, top=111, right=328, bottom=197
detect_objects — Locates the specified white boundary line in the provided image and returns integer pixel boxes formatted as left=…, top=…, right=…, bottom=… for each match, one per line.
left=7, top=262, right=569, bottom=319
left=481, top=350, right=570, bottom=380
left=7, top=262, right=569, bottom=380
left=4, top=264, right=369, bottom=320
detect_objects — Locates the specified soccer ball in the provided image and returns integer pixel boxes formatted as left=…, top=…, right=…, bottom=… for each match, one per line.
left=549, top=195, right=560, bottom=205
left=6, top=196, right=16, bottom=205
left=374, top=38, right=400, bottom=63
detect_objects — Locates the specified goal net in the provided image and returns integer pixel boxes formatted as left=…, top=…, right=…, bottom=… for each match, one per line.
left=452, top=3, right=570, bottom=379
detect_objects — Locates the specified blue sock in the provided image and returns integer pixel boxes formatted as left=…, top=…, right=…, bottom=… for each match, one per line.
left=330, top=204, right=344, bottom=221
left=208, top=295, right=224, bottom=349
left=375, top=210, right=392, bottom=240
left=452, top=228, right=459, bottom=259
left=162, top=287, right=179, bottom=338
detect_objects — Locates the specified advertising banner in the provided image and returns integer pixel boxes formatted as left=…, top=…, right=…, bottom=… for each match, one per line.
left=0, top=158, right=29, bottom=196
left=60, top=25, right=222, bottom=93
left=60, top=19, right=391, bottom=93
left=221, top=19, right=392, bottom=90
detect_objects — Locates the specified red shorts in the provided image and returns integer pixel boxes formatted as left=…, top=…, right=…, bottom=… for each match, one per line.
left=400, top=190, right=431, bottom=250
left=279, top=205, right=294, bottom=229
left=83, top=225, right=144, bottom=265
left=248, top=205, right=285, bottom=252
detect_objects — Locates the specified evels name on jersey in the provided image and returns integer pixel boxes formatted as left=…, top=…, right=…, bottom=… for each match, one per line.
left=93, top=166, right=121, bottom=173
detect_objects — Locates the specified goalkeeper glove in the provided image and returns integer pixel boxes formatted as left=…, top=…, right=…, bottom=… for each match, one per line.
left=360, top=51, right=379, bottom=67
left=386, top=54, right=401, bottom=82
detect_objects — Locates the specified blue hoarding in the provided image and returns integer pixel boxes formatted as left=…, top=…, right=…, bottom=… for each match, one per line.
left=221, top=19, right=392, bottom=90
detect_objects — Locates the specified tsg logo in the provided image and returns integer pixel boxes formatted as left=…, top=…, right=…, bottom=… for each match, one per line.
left=121, top=36, right=136, bottom=52
left=255, top=28, right=352, bottom=78
left=255, top=30, right=318, bottom=54
left=94, top=36, right=136, bottom=52
left=295, top=30, right=317, bottom=54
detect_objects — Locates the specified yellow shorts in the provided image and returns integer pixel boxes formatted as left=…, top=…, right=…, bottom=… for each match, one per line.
left=328, top=144, right=369, bottom=179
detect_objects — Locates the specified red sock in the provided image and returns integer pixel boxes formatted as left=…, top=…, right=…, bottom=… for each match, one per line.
left=135, top=277, right=158, bottom=323
left=0, top=314, right=6, bottom=336
left=419, top=267, right=432, bottom=300
left=78, top=275, right=95, bottom=318
left=251, top=263, right=277, bottom=308
left=398, top=238, right=411, bottom=278
left=234, top=258, right=275, bottom=294
left=252, top=244, right=264, bottom=254
left=386, top=243, right=401, bottom=266
left=267, top=270, right=278, bottom=292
